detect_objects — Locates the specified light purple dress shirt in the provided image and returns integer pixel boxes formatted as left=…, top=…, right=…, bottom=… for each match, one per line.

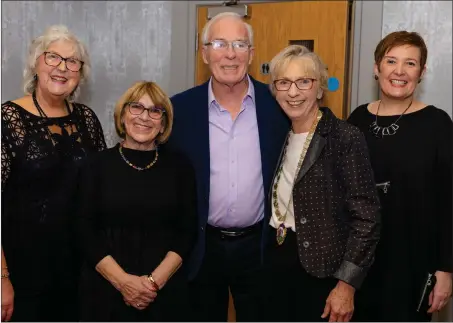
left=207, top=76, right=264, bottom=228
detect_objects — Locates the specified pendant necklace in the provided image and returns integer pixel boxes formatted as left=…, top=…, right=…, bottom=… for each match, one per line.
left=369, top=99, right=413, bottom=138
left=272, top=110, right=322, bottom=245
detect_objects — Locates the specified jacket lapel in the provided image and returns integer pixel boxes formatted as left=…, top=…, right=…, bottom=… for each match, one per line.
left=252, top=76, right=275, bottom=196
left=190, top=82, right=211, bottom=222
left=294, top=107, right=332, bottom=184
left=295, top=134, right=326, bottom=184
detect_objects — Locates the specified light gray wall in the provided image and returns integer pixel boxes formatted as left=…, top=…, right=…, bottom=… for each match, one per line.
left=349, top=1, right=383, bottom=112
left=1, top=1, right=173, bottom=147
left=382, top=0, right=452, bottom=117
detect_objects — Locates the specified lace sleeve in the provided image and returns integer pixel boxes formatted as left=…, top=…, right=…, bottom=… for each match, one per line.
left=1, top=102, right=23, bottom=193
left=78, top=104, right=107, bottom=151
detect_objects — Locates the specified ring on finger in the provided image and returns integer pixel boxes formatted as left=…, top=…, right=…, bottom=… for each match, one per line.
left=137, top=303, right=141, bottom=307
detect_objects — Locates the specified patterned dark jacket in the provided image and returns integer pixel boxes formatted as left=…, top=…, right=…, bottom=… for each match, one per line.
left=273, top=107, right=381, bottom=289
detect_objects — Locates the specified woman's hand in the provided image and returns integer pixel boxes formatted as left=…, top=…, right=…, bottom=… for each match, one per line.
left=119, top=274, right=157, bottom=310
left=1, top=277, right=14, bottom=321
left=428, top=271, right=452, bottom=313
left=321, top=280, right=355, bottom=322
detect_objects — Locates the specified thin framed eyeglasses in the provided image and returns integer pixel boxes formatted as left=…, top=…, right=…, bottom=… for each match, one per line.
left=204, top=39, right=251, bottom=52
left=274, top=78, right=316, bottom=91
left=126, top=102, right=166, bottom=120
left=43, top=52, right=84, bottom=72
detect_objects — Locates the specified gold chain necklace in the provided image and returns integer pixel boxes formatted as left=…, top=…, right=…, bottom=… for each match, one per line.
left=272, top=109, right=322, bottom=245
left=118, top=142, right=158, bottom=171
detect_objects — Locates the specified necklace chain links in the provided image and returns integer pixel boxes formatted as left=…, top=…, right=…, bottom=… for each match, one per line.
left=118, top=142, right=158, bottom=171
left=272, top=110, right=323, bottom=245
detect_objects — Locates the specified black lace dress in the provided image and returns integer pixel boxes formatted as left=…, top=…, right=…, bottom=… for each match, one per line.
left=1, top=101, right=106, bottom=321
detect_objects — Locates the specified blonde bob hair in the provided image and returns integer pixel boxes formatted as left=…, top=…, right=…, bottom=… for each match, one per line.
left=23, top=24, right=91, bottom=102
left=269, top=45, right=328, bottom=99
left=114, top=81, right=174, bottom=144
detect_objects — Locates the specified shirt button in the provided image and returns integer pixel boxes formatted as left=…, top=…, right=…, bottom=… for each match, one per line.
left=303, top=241, right=310, bottom=248
left=300, top=217, right=307, bottom=224
left=231, top=183, right=235, bottom=187
left=201, top=226, right=204, bottom=231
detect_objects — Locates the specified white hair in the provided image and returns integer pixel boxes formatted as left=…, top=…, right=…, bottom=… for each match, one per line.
left=23, top=24, right=91, bottom=102
left=201, top=12, right=254, bottom=46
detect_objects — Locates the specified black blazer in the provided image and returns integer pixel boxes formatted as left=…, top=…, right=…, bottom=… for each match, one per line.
left=165, top=76, right=290, bottom=280
left=272, top=107, right=381, bottom=289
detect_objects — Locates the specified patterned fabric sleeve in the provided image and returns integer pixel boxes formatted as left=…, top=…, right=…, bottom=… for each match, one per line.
left=333, top=126, right=381, bottom=289
left=1, top=102, right=24, bottom=193
left=78, top=104, right=107, bottom=151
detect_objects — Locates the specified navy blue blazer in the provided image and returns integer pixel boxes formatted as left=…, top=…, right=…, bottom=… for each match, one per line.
left=164, top=76, right=289, bottom=279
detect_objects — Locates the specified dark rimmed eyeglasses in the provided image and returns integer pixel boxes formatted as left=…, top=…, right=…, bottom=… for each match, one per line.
left=204, top=39, right=251, bottom=52
left=43, top=52, right=84, bottom=72
left=273, top=78, right=317, bottom=91
left=125, top=102, right=166, bottom=120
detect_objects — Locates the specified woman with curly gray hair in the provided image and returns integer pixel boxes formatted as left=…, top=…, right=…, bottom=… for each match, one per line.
left=1, top=25, right=106, bottom=321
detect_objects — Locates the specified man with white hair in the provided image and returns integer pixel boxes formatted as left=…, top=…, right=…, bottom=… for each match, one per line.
left=165, top=12, right=289, bottom=321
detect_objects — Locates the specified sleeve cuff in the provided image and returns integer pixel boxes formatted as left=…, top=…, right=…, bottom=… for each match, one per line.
left=333, top=260, right=367, bottom=290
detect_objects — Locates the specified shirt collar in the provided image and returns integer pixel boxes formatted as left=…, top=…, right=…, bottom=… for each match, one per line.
left=208, top=75, right=255, bottom=108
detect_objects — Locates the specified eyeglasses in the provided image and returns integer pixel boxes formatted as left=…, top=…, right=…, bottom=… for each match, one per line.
left=204, top=39, right=251, bottom=52
left=43, top=52, right=84, bottom=72
left=126, top=102, right=166, bottom=120
left=274, top=78, right=316, bottom=91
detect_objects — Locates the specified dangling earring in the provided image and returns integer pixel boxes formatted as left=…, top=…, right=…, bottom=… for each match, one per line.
left=34, top=74, right=38, bottom=81
left=374, top=75, right=378, bottom=80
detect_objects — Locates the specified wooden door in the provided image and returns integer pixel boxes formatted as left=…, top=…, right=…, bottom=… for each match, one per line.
left=195, top=1, right=352, bottom=119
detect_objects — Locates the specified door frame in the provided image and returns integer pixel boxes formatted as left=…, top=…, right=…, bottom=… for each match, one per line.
left=170, top=0, right=383, bottom=115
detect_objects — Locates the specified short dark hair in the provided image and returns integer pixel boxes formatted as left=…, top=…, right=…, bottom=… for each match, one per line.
left=374, top=31, right=427, bottom=76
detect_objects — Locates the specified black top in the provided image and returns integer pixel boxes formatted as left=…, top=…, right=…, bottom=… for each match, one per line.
left=76, top=144, right=197, bottom=320
left=77, top=144, right=197, bottom=269
left=1, top=100, right=106, bottom=294
left=348, top=104, right=452, bottom=317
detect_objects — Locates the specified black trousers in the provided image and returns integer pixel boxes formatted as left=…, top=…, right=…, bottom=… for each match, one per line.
left=263, top=227, right=337, bottom=322
left=189, top=223, right=264, bottom=322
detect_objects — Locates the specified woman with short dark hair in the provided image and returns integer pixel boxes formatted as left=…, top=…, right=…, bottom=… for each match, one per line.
left=349, top=30, right=452, bottom=322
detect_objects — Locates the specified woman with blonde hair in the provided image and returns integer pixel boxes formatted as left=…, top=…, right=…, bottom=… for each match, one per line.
left=1, top=25, right=105, bottom=321
left=76, top=81, right=197, bottom=321
left=263, top=45, right=381, bottom=322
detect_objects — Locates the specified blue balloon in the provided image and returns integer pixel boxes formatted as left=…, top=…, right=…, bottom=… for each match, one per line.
left=328, top=77, right=340, bottom=92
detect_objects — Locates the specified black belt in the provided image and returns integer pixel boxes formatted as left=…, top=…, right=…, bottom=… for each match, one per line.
left=206, top=221, right=263, bottom=238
